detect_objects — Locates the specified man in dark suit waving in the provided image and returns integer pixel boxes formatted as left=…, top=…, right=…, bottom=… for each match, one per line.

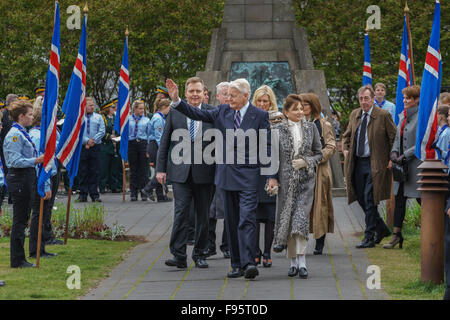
left=165, top=78, right=273, bottom=279
left=156, top=77, right=215, bottom=269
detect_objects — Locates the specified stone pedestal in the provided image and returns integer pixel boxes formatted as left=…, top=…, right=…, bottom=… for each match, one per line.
left=197, top=0, right=344, bottom=188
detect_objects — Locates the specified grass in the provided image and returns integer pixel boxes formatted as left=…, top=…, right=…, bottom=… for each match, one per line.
left=0, top=237, right=138, bottom=300
left=366, top=200, right=446, bottom=300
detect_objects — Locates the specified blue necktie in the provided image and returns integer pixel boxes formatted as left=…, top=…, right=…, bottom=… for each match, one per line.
left=189, top=119, right=195, bottom=141
left=234, top=110, right=241, bottom=130
left=87, top=114, right=91, bottom=135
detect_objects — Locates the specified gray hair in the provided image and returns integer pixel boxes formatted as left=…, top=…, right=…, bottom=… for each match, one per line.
left=6, top=94, right=18, bottom=106
left=216, top=82, right=230, bottom=93
left=229, top=78, right=251, bottom=96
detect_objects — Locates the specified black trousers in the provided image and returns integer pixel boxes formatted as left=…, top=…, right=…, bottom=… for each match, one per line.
left=170, top=170, right=214, bottom=261
left=223, top=189, right=258, bottom=269
left=445, top=210, right=450, bottom=290
left=208, top=218, right=229, bottom=252
left=79, top=144, right=100, bottom=199
left=353, top=157, right=387, bottom=240
left=7, top=168, right=35, bottom=267
left=128, top=140, right=148, bottom=196
left=393, top=182, right=421, bottom=229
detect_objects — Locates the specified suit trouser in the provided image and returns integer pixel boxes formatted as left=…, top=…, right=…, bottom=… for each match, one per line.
left=128, top=140, right=148, bottom=197
left=79, top=144, right=100, bottom=199
left=7, top=168, right=35, bottom=267
left=170, top=170, right=214, bottom=261
left=445, top=211, right=450, bottom=290
left=353, top=157, right=387, bottom=240
left=208, top=218, right=229, bottom=252
left=223, top=189, right=258, bottom=269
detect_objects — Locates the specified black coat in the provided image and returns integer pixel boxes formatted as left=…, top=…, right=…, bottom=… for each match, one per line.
left=156, top=103, right=215, bottom=184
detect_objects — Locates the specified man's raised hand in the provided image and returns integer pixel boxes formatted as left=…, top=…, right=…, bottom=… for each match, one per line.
left=166, top=78, right=180, bottom=103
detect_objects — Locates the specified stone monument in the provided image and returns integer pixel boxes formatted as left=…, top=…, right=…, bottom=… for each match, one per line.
left=197, top=0, right=345, bottom=189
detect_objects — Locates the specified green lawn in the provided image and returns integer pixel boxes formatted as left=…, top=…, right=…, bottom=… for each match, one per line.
left=366, top=202, right=446, bottom=300
left=0, top=237, right=137, bottom=300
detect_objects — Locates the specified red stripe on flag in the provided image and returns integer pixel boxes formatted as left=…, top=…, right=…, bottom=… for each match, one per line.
left=425, top=115, right=438, bottom=159
left=59, top=99, right=86, bottom=163
left=43, top=127, right=57, bottom=168
left=425, top=52, right=440, bottom=74
left=120, top=101, right=130, bottom=126
left=50, top=51, right=60, bottom=75
left=120, top=70, right=129, bottom=84
left=364, top=66, right=372, bottom=74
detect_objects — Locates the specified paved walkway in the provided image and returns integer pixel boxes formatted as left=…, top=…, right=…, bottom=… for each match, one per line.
left=59, top=192, right=390, bottom=300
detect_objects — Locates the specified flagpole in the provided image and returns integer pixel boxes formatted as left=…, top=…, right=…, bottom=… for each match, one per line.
left=405, top=1, right=416, bottom=85
left=35, top=198, right=45, bottom=268
left=64, top=187, right=72, bottom=244
left=122, top=161, right=126, bottom=203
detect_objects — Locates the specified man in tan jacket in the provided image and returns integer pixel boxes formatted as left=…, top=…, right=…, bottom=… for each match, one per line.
left=342, top=85, right=397, bottom=248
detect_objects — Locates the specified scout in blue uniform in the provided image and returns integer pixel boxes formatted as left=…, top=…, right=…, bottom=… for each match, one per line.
left=128, top=99, right=151, bottom=201
left=3, top=100, right=46, bottom=268
left=99, top=99, right=122, bottom=193
left=77, top=97, right=105, bottom=202
left=142, top=98, right=171, bottom=202
left=28, top=97, right=59, bottom=257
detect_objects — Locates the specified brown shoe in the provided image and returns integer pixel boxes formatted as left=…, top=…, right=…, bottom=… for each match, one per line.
left=382, top=232, right=404, bottom=249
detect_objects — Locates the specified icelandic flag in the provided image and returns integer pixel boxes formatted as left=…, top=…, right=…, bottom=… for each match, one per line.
left=114, top=35, right=130, bottom=161
left=363, top=32, right=372, bottom=86
left=37, top=1, right=60, bottom=197
left=56, top=15, right=87, bottom=186
left=394, top=16, right=413, bottom=126
left=415, top=1, right=442, bottom=161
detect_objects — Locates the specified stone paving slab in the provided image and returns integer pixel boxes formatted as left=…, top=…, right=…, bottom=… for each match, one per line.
left=56, top=193, right=390, bottom=300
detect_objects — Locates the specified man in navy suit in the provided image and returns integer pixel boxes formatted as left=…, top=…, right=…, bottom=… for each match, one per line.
left=165, top=78, right=273, bottom=279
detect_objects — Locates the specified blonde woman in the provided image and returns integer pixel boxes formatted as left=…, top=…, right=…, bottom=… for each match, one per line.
left=299, top=93, right=336, bottom=255
left=251, top=85, right=282, bottom=267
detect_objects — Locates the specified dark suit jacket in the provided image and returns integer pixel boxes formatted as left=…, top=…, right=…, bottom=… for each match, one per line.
left=174, top=99, right=272, bottom=191
left=156, top=102, right=215, bottom=184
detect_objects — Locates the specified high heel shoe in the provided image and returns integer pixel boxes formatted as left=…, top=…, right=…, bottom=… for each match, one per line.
left=255, top=250, right=262, bottom=265
left=382, top=232, right=404, bottom=249
left=262, top=253, right=272, bottom=268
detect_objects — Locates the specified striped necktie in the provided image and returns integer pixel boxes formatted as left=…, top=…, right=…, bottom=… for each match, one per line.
left=86, top=114, right=91, bottom=134
left=234, top=110, right=241, bottom=130
left=189, top=119, right=195, bottom=141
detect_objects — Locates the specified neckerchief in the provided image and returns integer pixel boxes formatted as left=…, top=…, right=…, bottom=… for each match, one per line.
left=156, top=111, right=166, bottom=120
left=132, top=114, right=142, bottom=138
left=12, top=122, right=38, bottom=157
left=375, top=98, right=386, bottom=108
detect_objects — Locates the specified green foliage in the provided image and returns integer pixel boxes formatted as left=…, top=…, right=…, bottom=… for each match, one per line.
left=0, top=202, right=125, bottom=241
left=294, top=0, right=449, bottom=126
left=0, top=0, right=224, bottom=108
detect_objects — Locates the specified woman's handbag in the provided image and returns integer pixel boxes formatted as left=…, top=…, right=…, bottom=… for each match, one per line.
left=392, top=161, right=408, bottom=182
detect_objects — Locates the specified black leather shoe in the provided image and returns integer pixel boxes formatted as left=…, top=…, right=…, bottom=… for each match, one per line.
left=157, top=196, right=172, bottom=203
left=244, top=265, right=259, bottom=279
left=165, top=257, right=187, bottom=268
left=288, top=266, right=298, bottom=277
left=298, top=267, right=308, bottom=279
left=45, top=238, right=64, bottom=245
left=195, top=259, right=208, bottom=268
left=273, top=244, right=287, bottom=253
left=223, top=250, right=231, bottom=259
left=30, top=252, right=58, bottom=258
left=227, top=268, right=244, bottom=278
left=375, top=227, right=391, bottom=244
left=205, top=249, right=217, bottom=258
left=15, top=261, right=36, bottom=268
left=0, top=280, right=5, bottom=287
left=356, top=238, right=375, bottom=249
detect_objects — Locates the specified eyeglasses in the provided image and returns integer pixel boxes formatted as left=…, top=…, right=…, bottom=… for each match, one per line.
left=359, top=96, right=372, bottom=101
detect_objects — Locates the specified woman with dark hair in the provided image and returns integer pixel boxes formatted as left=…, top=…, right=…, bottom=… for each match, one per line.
left=299, top=93, right=336, bottom=255
left=384, top=85, right=422, bottom=249
left=268, top=94, right=322, bottom=279
left=4, top=100, right=44, bottom=268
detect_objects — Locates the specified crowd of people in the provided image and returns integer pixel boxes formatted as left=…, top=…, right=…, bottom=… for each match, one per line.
left=0, top=78, right=449, bottom=300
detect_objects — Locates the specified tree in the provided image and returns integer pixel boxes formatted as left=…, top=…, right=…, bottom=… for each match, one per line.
left=0, top=0, right=224, bottom=108
left=294, top=0, right=449, bottom=126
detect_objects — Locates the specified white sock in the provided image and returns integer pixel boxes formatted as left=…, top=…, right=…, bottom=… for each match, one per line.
left=290, top=258, right=298, bottom=268
left=297, top=254, right=306, bottom=269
